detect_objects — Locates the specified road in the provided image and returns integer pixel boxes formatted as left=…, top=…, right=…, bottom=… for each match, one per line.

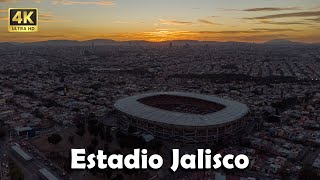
left=0, top=133, right=41, bottom=180
left=0, top=129, right=67, bottom=180
left=0, top=138, right=9, bottom=180
left=5, top=147, right=40, bottom=180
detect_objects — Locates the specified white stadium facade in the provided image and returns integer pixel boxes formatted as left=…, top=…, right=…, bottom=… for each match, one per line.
left=114, top=92, right=249, bottom=145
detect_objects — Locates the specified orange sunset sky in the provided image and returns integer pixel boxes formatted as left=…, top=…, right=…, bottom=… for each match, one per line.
left=0, top=0, right=320, bottom=43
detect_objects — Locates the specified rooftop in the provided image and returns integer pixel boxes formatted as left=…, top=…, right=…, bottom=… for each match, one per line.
left=38, top=168, right=60, bottom=180
left=11, top=145, right=32, bottom=161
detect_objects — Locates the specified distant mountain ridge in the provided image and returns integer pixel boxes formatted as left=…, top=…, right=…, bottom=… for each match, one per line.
left=263, top=39, right=306, bottom=45
left=0, top=39, right=318, bottom=46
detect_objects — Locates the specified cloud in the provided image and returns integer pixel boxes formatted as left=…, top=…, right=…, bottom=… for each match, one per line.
left=218, top=8, right=240, bottom=11
left=114, top=30, right=198, bottom=42
left=0, top=0, right=43, bottom=3
left=243, top=7, right=300, bottom=12
left=220, top=7, right=300, bottom=12
left=0, top=9, right=7, bottom=20
left=306, top=17, right=320, bottom=23
left=39, top=12, right=55, bottom=19
left=52, top=0, right=113, bottom=6
left=0, top=0, right=42, bottom=3
left=159, top=19, right=193, bottom=26
left=198, top=28, right=298, bottom=34
left=113, top=21, right=129, bottom=24
left=259, top=20, right=310, bottom=25
left=158, top=17, right=217, bottom=26
left=198, top=19, right=216, bottom=25
left=112, top=29, right=302, bottom=43
left=0, top=0, right=23, bottom=3
left=198, top=30, right=251, bottom=34
left=309, top=6, right=320, bottom=11
left=251, top=28, right=299, bottom=32
left=40, top=19, right=71, bottom=22
left=246, top=11, right=320, bottom=19
left=39, top=12, right=71, bottom=22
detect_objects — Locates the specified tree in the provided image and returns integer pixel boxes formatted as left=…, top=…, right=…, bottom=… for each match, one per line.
left=88, top=113, right=97, bottom=121
left=63, top=154, right=72, bottom=173
left=147, top=140, right=163, bottom=153
left=91, top=137, right=99, bottom=148
left=112, top=174, right=124, bottom=180
left=90, top=83, right=101, bottom=90
left=73, top=114, right=86, bottom=126
left=99, top=126, right=106, bottom=140
left=76, top=126, right=86, bottom=137
left=87, top=118, right=99, bottom=136
left=87, top=144, right=95, bottom=154
left=104, top=127, right=113, bottom=142
left=104, top=169, right=113, bottom=179
left=128, top=125, right=136, bottom=134
left=118, top=134, right=145, bottom=149
left=48, top=133, right=62, bottom=144
left=300, top=166, right=319, bottom=180
left=103, top=144, right=109, bottom=154
left=9, top=158, right=24, bottom=180
left=0, top=128, right=6, bottom=139
left=68, top=135, right=74, bottom=145
left=32, top=108, right=44, bottom=119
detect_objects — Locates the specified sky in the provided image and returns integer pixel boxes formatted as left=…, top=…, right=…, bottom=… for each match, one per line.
left=0, top=0, right=320, bottom=43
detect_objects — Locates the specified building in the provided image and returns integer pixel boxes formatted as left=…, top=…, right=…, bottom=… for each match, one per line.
left=14, top=126, right=35, bottom=138
left=114, top=92, right=249, bottom=145
left=38, top=168, right=60, bottom=180
left=11, top=145, right=32, bottom=162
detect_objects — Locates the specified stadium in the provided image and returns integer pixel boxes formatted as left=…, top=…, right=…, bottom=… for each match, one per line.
left=114, top=92, right=249, bottom=145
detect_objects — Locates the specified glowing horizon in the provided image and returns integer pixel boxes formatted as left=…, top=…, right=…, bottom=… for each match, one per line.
left=0, top=0, right=319, bottom=43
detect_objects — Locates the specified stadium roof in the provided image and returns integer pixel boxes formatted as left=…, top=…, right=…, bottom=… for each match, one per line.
left=114, top=92, right=249, bottom=127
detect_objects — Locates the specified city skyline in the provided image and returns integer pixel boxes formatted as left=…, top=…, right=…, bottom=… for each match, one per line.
left=0, top=0, right=320, bottom=43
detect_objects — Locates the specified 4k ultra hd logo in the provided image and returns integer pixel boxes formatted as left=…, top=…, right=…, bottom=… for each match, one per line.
left=8, top=8, right=38, bottom=32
